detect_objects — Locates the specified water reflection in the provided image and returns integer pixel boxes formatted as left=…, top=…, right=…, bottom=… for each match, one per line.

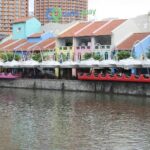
left=0, top=88, right=150, bottom=150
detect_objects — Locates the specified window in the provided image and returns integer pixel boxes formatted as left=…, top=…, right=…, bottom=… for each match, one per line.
left=67, top=53, right=70, bottom=60
left=105, top=52, right=108, bottom=60
left=17, top=27, right=21, bottom=32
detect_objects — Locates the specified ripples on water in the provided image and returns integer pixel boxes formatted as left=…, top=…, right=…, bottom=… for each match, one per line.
left=0, top=88, right=150, bottom=150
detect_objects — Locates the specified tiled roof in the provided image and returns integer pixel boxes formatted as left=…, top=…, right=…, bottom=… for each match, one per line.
left=59, top=20, right=126, bottom=38
left=94, top=19, right=126, bottom=36
left=0, top=40, right=15, bottom=49
left=75, top=21, right=107, bottom=37
left=0, top=38, right=55, bottom=52
left=28, top=38, right=56, bottom=51
left=28, top=33, right=43, bottom=38
left=4, top=39, right=27, bottom=51
left=59, top=22, right=90, bottom=38
left=117, top=33, right=150, bottom=50
left=13, top=17, right=33, bottom=24
left=15, top=42, right=36, bottom=51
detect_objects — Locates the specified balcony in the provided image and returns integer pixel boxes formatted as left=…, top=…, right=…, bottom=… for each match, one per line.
left=59, top=46, right=73, bottom=51
left=95, top=45, right=111, bottom=51
left=76, top=46, right=91, bottom=51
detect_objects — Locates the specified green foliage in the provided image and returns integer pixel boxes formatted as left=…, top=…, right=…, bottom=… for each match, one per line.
left=1, top=53, right=21, bottom=62
left=32, top=53, right=43, bottom=62
left=83, top=52, right=103, bottom=60
left=93, top=53, right=103, bottom=61
left=146, top=48, right=150, bottom=59
left=83, top=53, right=92, bottom=60
left=63, top=53, right=67, bottom=61
left=117, top=51, right=130, bottom=60
left=59, top=53, right=67, bottom=62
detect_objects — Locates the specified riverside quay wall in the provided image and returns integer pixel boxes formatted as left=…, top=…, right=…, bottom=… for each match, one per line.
left=0, top=79, right=150, bottom=96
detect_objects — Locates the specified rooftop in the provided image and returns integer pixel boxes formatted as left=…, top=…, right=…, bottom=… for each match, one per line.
left=0, top=38, right=55, bottom=52
left=59, top=19, right=126, bottom=38
left=94, top=19, right=126, bottom=36
left=59, top=22, right=90, bottom=38
left=0, top=40, right=15, bottom=49
left=75, top=21, right=107, bottom=37
left=4, top=39, right=27, bottom=51
left=117, top=32, right=150, bottom=50
left=28, top=33, right=43, bottom=38
left=27, top=38, right=56, bottom=51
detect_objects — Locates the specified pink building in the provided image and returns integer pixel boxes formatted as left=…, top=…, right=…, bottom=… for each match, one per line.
left=58, top=19, right=126, bottom=61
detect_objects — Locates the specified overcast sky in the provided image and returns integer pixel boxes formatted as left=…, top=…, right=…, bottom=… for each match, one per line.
left=29, top=0, right=150, bottom=20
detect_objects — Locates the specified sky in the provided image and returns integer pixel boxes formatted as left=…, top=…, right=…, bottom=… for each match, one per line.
left=29, top=0, right=150, bottom=20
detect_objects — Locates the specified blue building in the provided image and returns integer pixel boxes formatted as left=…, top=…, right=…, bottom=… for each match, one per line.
left=134, top=35, right=150, bottom=59
left=27, top=32, right=55, bottom=43
left=12, top=17, right=41, bottom=40
left=116, top=33, right=150, bottom=59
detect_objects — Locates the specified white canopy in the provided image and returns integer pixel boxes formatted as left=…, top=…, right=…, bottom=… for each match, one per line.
left=20, top=59, right=39, bottom=68
left=60, top=60, right=78, bottom=68
left=99, top=59, right=118, bottom=68
left=142, top=59, right=150, bottom=68
left=3, top=60, right=21, bottom=68
left=0, top=60, right=4, bottom=67
left=117, top=57, right=142, bottom=69
left=40, top=60, right=60, bottom=68
left=79, top=58, right=99, bottom=68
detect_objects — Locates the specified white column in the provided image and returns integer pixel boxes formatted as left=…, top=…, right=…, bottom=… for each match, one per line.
left=56, top=38, right=60, bottom=47
left=73, top=37, right=77, bottom=47
left=91, top=37, right=95, bottom=50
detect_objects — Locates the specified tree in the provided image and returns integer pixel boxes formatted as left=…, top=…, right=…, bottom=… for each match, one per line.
left=93, top=53, right=103, bottom=60
left=59, top=53, right=67, bottom=62
left=32, top=53, right=43, bottom=62
left=1, top=52, right=21, bottom=62
left=83, top=53, right=92, bottom=60
left=83, top=52, right=103, bottom=60
left=117, top=51, right=130, bottom=60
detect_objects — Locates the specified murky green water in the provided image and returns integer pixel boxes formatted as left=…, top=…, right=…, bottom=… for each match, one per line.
left=0, top=88, right=150, bottom=150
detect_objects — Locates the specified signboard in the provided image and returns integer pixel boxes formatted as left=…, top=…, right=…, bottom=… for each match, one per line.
left=46, top=7, right=96, bottom=22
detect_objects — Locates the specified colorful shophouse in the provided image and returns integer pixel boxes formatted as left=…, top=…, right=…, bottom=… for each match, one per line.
left=12, top=17, right=41, bottom=40
left=56, top=19, right=126, bottom=77
left=116, top=32, right=150, bottom=58
left=0, top=16, right=55, bottom=59
left=116, top=32, right=150, bottom=74
left=134, top=34, right=150, bottom=58
left=57, top=19, right=126, bottom=62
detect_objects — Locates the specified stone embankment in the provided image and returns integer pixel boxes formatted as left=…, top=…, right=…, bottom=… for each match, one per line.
left=0, top=79, right=149, bottom=96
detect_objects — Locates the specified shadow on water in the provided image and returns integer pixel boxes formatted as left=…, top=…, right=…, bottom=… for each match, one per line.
left=0, top=88, right=150, bottom=150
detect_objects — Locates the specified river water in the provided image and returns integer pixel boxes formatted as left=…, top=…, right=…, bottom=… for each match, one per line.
left=0, top=88, right=150, bottom=150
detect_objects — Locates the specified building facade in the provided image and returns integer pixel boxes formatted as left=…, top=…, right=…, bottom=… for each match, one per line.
left=12, top=17, right=41, bottom=40
left=0, top=0, right=29, bottom=34
left=34, top=0, right=88, bottom=25
left=57, top=19, right=126, bottom=62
